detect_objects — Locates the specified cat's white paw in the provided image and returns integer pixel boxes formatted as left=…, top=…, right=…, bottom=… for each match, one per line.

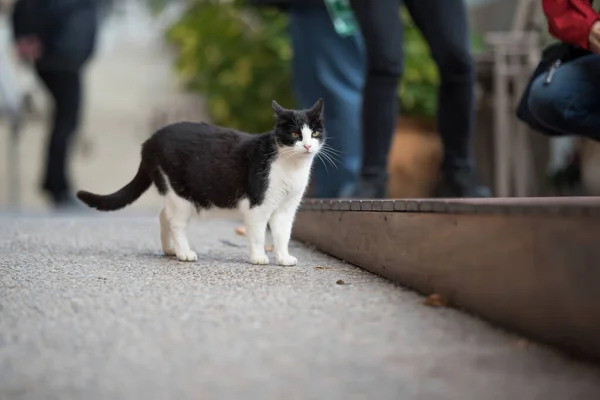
left=176, top=250, right=198, bottom=262
left=277, top=255, right=297, bottom=266
left=250, top=253, right=270, bottom=265
left=163, top=248, right=176, bottom=256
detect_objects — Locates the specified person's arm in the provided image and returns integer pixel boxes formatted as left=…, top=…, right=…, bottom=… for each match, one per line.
left=11, top=0, right=48, bottom=62
left=542, top=0, right=600, bottom=49
left=11, top=0, right=47, bottom=40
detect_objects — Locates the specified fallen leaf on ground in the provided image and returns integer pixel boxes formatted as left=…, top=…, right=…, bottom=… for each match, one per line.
left=336, top=279, right=345, bottom=285
left=314, top=266, right=333, bottom=270
left=265, top=244, right=274, bottom=252
left=423, top=293, right=447, bottom=307
left=235, top=226, right=246, bottom=236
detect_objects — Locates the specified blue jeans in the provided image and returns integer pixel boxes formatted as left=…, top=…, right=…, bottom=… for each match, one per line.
left=289, top=6, right=365, bottom=198
left=528, top=54, right=600, bottom=142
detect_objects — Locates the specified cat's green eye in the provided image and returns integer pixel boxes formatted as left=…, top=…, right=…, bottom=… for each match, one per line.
left=292, top=132, right=300, bottom=138
left=311, top=131, right=320, bottom=137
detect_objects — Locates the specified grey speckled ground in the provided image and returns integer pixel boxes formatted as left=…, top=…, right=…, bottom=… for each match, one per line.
left=1, top=214, right=600, bottom=400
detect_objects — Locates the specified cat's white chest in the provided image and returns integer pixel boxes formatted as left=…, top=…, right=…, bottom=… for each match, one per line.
left=265, top=157, right=312, bottom=204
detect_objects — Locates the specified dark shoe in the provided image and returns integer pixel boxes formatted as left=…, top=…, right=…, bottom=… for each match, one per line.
left=434, top=171, right=491, bottom=198
left=350, top=176, right=388, bottom=199
left=547, top=155, right=581, bottom=195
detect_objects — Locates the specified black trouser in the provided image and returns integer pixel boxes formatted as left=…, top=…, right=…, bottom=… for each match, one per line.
left=35, top=68, right=82, bottom=200
left=349, top=0, right=475, bottom=179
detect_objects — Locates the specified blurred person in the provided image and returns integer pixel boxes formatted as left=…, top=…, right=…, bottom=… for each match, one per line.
left=348, top=0, right=491, bottom=198
left=248, top=0, right=365, bottom=198
left=525, top=0, right=600, bottom=142
left=11, top=0, right=98, bottom=209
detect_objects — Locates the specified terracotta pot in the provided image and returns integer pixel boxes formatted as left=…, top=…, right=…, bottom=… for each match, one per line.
left=387, top=117, right=443, bottom=198
left=580, top=138, right=600, bottom=196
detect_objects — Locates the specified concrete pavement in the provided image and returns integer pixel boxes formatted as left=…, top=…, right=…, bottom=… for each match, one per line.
left=1, top=214, right=600, bottom=400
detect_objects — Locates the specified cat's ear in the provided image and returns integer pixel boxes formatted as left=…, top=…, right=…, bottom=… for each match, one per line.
left=272, top=100, right=286, bottom=117
left=306, top=98, right=324, bottom=123
left=307, top=98, right=324, bottom=119
left=309, top=98, right=324, bottom=115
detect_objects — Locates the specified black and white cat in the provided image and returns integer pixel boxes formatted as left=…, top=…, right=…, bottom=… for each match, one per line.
left=77, top=99, right=325, bottom=266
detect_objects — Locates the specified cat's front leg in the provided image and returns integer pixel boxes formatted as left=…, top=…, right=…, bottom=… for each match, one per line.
left=270, top=200, right=299, bottom=266
left=245, top=207, right=270, bottom=265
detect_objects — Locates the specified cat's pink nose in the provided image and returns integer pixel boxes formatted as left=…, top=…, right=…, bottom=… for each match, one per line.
left=303, top=144, right=312, bottom=151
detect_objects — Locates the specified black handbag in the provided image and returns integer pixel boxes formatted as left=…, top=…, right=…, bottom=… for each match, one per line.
left=515, top=41, right=591, bottom=136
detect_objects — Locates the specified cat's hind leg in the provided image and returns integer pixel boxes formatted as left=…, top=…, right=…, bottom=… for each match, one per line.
left=164, top=192, right=198, bottom=262
left=159, top=207, right=175, bottom=256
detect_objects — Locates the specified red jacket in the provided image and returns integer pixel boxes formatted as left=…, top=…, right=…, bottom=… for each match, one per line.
left=542, top=0, right=600, bottom=49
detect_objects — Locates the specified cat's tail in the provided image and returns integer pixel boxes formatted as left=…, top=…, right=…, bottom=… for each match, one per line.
left=76, top=162, right=152, bottom=211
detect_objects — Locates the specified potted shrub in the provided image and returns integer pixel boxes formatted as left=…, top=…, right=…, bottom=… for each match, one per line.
left=165, top=0, right=295, bottom=133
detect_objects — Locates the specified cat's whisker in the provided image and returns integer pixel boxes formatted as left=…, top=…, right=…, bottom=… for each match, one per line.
left=280, top=154, right=295, bottom=163
left=317, top=156, right=338, bottom=173
left=317, top=154, right=330, bottom=175
left=278, top=151, right=301, bottom=164
left=320, top=146, right=342, bottom=157
left=319, top=148, right=343, bottom=164
left=323, top=151, right=340, bottom=166
left=320, top=142, right=345, bottom=157
left=318, top=149, right=337, bottom=166
left=316, top=151, right=339, bottom=171
left=323, top=147, right=343, bottom=156
left=321, top=141, right=343, bottom=152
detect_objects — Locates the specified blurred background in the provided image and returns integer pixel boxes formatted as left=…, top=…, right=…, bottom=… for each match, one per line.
left=1, top=0, right=599, bottom=213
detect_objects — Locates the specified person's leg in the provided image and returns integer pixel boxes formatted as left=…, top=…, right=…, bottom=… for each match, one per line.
left=404, top=0, right=490, bottom=197
left=289, top=5, right=365, bottom=198
left=349, top=0, right=403, bottom=198
left=528, top=54, right=600, bottom=142
left=35, top=68, right=82, bottom=206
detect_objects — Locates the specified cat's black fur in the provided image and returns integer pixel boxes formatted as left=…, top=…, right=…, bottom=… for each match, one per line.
left=77, top=99, right=324, bottom=211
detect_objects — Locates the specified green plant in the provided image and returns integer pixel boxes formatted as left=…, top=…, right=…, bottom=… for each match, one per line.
left=166, top=0, right=295, bottom=133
